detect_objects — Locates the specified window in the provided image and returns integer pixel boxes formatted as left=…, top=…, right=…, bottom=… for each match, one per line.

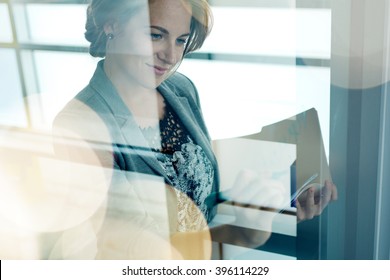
left=0, top=0, right=336, bottom=260
left=0, top=3, right=13, bottom=42
left=0, top=49, right=27, bottom=127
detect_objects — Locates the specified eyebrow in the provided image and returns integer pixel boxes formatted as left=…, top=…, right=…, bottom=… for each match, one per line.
left=149, top=25, right=190, bottom=37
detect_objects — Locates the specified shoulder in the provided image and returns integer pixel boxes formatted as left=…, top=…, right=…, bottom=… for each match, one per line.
left=52, top=85, right=113, bottom=143
left=165, top=72, right=195, bottom=88
left=162, top=72, right=201, bottom=106
left=54, top=83, right=111, bottom=123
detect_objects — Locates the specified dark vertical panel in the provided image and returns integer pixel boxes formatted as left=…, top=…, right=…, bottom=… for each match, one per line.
left=328, top=0, right=389, bottom=260
left=327, top=85, right=348, bottom=259
left=375, top=81, right=390, bottom=259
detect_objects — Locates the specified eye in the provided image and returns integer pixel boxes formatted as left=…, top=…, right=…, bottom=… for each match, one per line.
left=176, top=38, right=188, bottom=46
left=150, top=33, right=163, bottom=41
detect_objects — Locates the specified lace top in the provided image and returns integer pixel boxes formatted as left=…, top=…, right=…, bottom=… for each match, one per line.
left=141, top=103, right=214, bottom=232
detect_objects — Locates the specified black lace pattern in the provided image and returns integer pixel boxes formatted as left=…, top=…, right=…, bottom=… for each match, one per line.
left=141, top=104, right=214, bottom=231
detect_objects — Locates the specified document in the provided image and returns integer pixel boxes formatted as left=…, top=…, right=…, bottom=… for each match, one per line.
left=212, top=108, right=331, bottom=212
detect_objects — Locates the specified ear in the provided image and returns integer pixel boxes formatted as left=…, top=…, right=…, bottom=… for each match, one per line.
left=103, top=21, right=117, bottom=36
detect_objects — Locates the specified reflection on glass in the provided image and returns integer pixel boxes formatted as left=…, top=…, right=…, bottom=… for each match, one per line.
left=20, top=4, right=88, bottom=45
left=0, top=0, right=337, bottom=260
left=27, top=51, right=97, bottom=130
left=0, top=49, right=27, bottom=127
left=180, top=60, right=330, bottom=146
left=0, top=3, right=13, bottom=43
left=202, top=7, right=331, bottom=58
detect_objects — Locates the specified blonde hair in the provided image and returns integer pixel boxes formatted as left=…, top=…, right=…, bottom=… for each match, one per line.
left=182, top=0, right=213, bottom=55
left=84, top=0, right=213, bottom=58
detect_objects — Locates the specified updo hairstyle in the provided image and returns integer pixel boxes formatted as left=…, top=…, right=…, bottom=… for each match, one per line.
left=84, top=0, right=213, bottom=58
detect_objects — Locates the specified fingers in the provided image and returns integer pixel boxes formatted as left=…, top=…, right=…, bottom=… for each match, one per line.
left=297, top=185, right=325, bottom=221
left=297, top=180, right=338, bottom=222
left=230, top=169, right=287, bottom=209
left=326, top=180, right=338, bottom=201
left=305, top=187, right=318, bottom=218
left=230, top=170, right=340, bottom=223
left=296, top=187, right=316, bottom=221
left=229, top=169, right=260, bottom=204
left=317, top=180, right=337, bottom=212
left=317, top=183, right=332, bottom=213
left=295, top=199, right=305, bottom=222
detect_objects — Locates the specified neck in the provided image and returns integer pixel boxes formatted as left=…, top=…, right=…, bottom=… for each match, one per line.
left=103, top=58, right=166, bottom=128
left=104, top=57, right=157, bottom=97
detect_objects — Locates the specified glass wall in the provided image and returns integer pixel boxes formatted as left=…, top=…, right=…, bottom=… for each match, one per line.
left=0, top=0, right=388, bottom=260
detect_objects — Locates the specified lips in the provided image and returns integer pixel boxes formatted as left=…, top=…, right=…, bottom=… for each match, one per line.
left=147, top=64, right=169, bottom=76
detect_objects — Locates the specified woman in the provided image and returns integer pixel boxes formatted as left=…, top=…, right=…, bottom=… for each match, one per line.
left=52, top=0, right=337, bottom=259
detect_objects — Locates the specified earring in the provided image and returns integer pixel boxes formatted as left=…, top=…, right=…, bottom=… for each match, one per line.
left=107, top=33, right=114, bottom=40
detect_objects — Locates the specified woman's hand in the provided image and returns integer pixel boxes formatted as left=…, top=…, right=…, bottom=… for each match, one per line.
left=296, top=180, right=338, bottom=222
left=228, top=169, right=287, bottom=211
left=218, top=169, right=287, bottom=247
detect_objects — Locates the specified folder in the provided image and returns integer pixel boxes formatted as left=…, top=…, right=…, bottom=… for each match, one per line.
left=244, top=108, right=332, bottom=190
left=211, top=108, right=331, bottom=211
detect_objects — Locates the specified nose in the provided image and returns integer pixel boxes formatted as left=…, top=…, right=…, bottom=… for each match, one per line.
left=157, top=41, right=181, bottom=65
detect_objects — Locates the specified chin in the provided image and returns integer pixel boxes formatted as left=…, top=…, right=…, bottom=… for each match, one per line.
left=135, top=75, right=161, bottom=89
left=137, top=72, right=169, bottom=89
left=153, top=76, right=167, bottom=88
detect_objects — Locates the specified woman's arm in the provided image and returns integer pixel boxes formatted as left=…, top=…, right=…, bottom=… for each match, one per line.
left=52, top=101, right=186, bottom=259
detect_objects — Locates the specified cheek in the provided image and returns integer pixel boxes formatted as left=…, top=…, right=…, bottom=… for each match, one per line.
left=116, top=31, right=153, bottom=56
left=121, top=55, right=146, bottom=73
left=124, top=56, right=155, bottom=82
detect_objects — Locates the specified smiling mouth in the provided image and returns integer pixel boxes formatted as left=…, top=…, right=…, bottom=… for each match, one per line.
left=147, top=64, right=169, bottom=76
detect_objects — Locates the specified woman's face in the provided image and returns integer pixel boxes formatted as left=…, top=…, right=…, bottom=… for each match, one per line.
left=105, top=0, right=192, bottom=89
